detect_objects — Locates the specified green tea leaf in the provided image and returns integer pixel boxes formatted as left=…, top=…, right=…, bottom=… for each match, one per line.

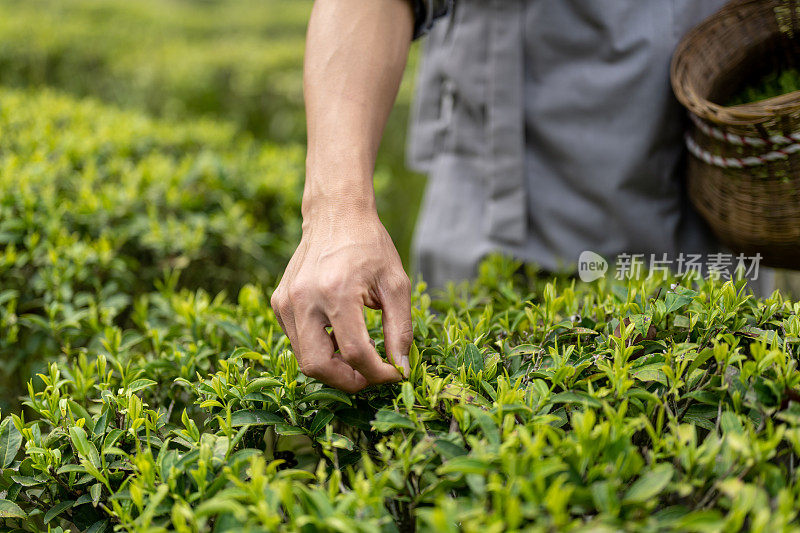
left=665, top=287, right=697, bottom=314
left=440, top=383, right=491, bottom=407
left=631, top=364, right=668, bottom=385
left=438, top=457, right=491, bottom=476
left=44, top=500, right=74, bottom=524
left=91, top=482, right=102, bottom=506
left=401, top=382, right=415, bottom=411
left=433, top=439, right=468, bottom=459
left=624, top=464, right=674, bottom=504
left=720, top=412, right=743, bottom=435
left=10, top=475, right=45, bottom=486
left=274, top=424, right=306, bottom=436
left=126, top=379, right=157, bottom=393
left=245, top=377, right=282, bottom=394
left=0, top=498, right=26, bottom=518
left=326, top=433, right=354, bottom=450
left=86, top=520, right=109, bottom=533
left=309, top=410, right=334, bottom=435
left=0, top=418, right=22, bottom=468
left=230, top=410, right=282, bottom=427
left=464, top=344, right=484, bottom=373
left=372, top=410, right=416, bottom=432
left=551, top=391, right=602, bottom=409
left=299, top=388, right=352, bottom=406
left=69, top=426, right=101, bottom=468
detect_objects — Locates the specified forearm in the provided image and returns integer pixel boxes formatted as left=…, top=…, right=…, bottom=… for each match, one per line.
left=302, top=0, right=414, bottom=219
left=273, top=0, right=415, bottom=392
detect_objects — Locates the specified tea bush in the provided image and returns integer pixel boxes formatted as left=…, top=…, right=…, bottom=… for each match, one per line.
left=0, top=0, right=426, bottom=265
left=0, top=0, right=311, bottom=143
left=0, top=88, right=303, bottom=410
left=2, top=256, right=800, bottom=532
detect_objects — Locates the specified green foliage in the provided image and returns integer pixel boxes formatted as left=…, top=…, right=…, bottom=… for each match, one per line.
left=2, top=255, right=800, bottom=531
left=0, top=0, right=426, bottom=265
left=0, top=0, right=312, bottom=142
left=728, top=67, right=800, bottom=106
left=0, top=88, right=303, bottom=410
left=2, top=5, right=800, bottom=531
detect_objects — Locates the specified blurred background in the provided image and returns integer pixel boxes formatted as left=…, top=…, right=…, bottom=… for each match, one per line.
left=0, top=0, right=425, bottom=267
left=3, top=0, right=799, bottom=291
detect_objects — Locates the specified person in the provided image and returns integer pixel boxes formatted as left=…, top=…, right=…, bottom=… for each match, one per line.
left=270, top=0, right=749, bottom=393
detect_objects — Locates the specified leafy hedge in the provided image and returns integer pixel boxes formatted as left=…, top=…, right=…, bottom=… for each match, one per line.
left=2, top=256, right=800, bottom=531
left=0, top=0, right=311, bottom=142
left=2, top=8, right=800, bottom=531
left=0, top=88, right=303, bottom=410
left=0, top=0, right=426, bottom=264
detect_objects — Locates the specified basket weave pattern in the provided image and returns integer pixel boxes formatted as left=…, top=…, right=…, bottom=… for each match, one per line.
left=671, top=0, right=800, bottom=269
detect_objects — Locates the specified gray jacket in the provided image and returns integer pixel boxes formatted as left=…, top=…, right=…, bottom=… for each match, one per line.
left=408, top=0, right=729, bottom=287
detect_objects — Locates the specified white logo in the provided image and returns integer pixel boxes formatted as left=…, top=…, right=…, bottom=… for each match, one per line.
left=578, top=251, right=608, bottom=282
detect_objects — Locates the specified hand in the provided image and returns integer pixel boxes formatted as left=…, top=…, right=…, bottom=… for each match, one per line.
left=271, top=205, right=412, bottom=393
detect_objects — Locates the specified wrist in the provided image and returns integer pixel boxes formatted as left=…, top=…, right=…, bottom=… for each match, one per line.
left=301, top=182, right=377, bottom=226
left=302, top=154, right=378, bottom=224
left=301, top=193, right=377, bottom=221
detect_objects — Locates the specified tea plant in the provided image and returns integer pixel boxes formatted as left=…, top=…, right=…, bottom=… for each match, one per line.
left=1, top=256, right=799, bottom=531
left=0, top=88, right=303, bottom=410
left=0, top=0, right=312, bottom=142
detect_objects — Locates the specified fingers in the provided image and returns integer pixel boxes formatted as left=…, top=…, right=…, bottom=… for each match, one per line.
left=269, top=235, right=408, bottom=392
left=294, top=313, right=369, bottom=394
left=329, top=330, right=375, bottom=351
left=380, top=275, right=413, bottom=377
left=329, top=302, right=402, bottom=385
left=271, top=289, right=299, bottom=349
left=273, top=288, right=370, bottom=393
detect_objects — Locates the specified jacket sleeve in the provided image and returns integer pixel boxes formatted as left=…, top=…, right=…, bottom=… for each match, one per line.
left=411, top=0, right=452, bottom=39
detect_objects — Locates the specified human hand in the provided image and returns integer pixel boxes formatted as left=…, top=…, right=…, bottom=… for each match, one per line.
left=270, top=205, right=412, bottom=393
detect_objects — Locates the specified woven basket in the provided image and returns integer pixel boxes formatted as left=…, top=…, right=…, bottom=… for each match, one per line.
left=671, top=0, right=800, bottom=269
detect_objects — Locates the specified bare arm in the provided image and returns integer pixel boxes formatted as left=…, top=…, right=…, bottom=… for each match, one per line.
left=271, top=0, right=414, bottom=392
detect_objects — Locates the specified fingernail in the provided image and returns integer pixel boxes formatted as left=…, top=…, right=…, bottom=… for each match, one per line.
left=400, top=355, right=411, bottom=377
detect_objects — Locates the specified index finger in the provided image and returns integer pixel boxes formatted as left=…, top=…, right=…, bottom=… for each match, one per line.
left=380, top=277, right=413, bottom=377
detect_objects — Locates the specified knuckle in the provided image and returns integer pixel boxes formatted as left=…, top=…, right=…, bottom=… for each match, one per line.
left=270, top=292, right=286, bottom=313
left=277, top=300, right=293, bottom=319
left=338, top=340, right=369, bottom=362
left=397, top=326, right=414, bottom=347
left=318, top=272, right=348, bottom=299
left=387, top=274, right=412, bottom=295
left=286, top=281, right=310, bottom=303
left=297, top=359, right=324, bottom=380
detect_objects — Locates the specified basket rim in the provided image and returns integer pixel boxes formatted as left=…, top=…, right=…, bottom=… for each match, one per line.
left=671, top=0, right=800, bottom=127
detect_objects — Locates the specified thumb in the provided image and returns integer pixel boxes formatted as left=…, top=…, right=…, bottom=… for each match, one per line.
left=381, top=276, right=413, bottom=377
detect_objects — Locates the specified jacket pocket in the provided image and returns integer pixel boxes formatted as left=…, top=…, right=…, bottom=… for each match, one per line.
left=438, top=0, right=490, bottom=157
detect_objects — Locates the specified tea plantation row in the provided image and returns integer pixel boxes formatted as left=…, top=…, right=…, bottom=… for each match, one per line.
left=0, top=25, right=798, bottom=533
left=3, top=244, right=800, bottom=531
left=0, top=91, right=799, bottom=529
left=0, top=0, right=311, bottom=142
left=0, top=88, right=303, bottom=410
left=0, top=0, right=425, bottom=265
